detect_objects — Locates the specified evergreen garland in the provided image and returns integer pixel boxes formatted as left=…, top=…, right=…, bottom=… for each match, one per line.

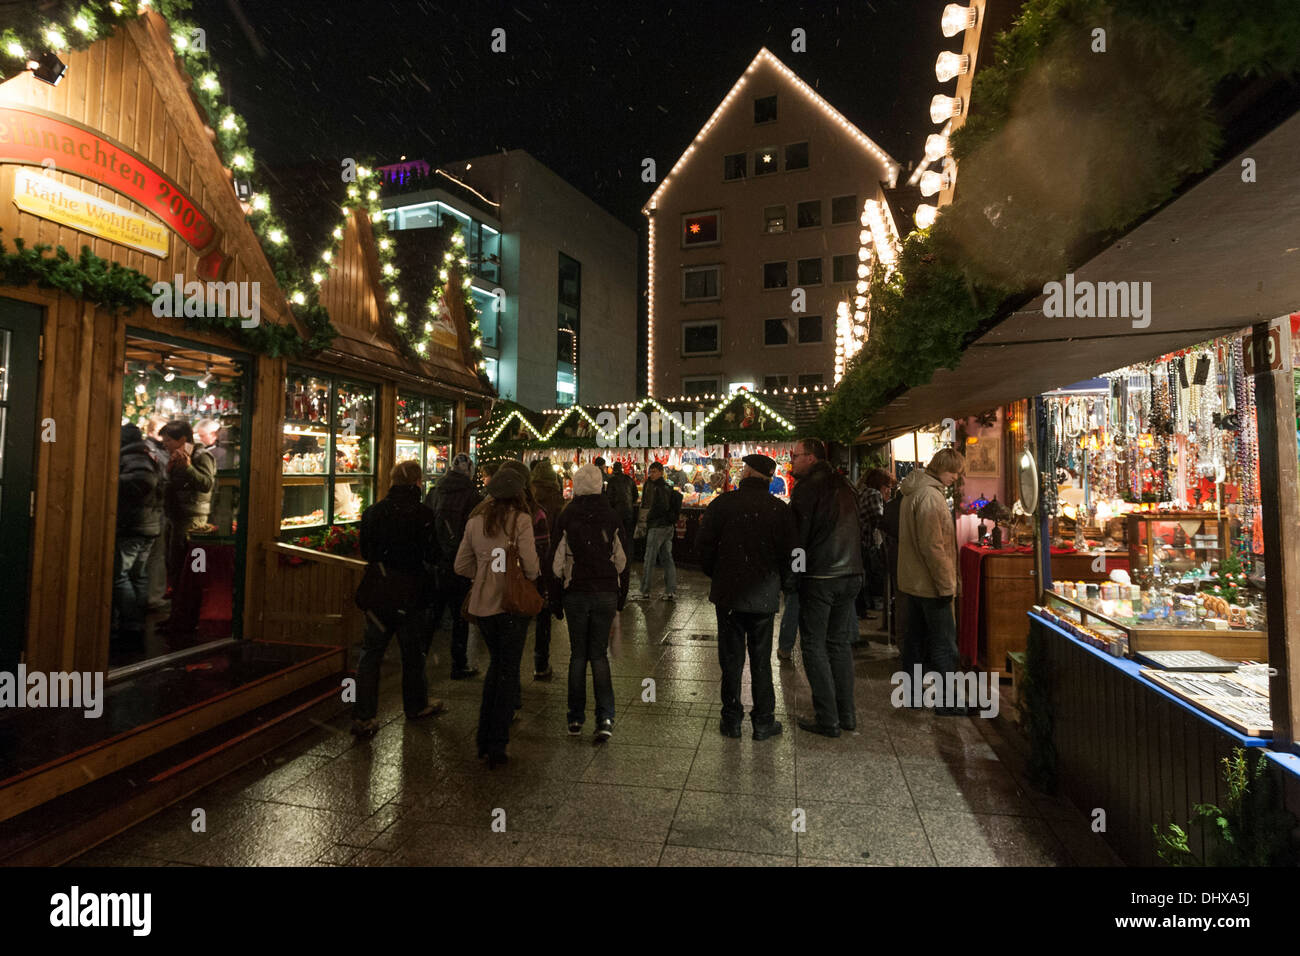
left=820, top=0, right=1300, bottom=441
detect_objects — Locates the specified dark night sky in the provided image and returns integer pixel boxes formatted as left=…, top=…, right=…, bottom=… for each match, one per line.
left=190, top=0, right=953, bottom=231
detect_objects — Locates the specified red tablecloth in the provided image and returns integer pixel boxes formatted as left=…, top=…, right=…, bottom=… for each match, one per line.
left=958, top=543, right=1124, bottom=663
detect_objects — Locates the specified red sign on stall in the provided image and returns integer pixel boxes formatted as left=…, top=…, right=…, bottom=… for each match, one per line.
left=1243, top=326, right=1283, bottom=376
left=0, top=105, right=220, bottom=253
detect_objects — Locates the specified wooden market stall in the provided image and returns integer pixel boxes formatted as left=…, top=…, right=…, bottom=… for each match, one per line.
left=478, top=387, right=835, bottom=565
left=0, top=9, right=492, bottom=857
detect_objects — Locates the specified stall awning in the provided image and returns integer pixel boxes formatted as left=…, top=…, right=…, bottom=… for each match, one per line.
left=860, top=108, right=1300, bottom=442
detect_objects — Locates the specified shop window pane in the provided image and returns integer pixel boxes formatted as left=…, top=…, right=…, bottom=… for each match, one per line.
left=333, top=477, right=371, bottom=524
left=798, top=373, right=825, bottom=387
left=336, top=381, right=375, bottom=476
left=724, top=153, right=747, bottom=180
left=425, top=442, right=451, bottom=481
left=396, top=392, right=423, bottom=436
left=798, top=315, right=823, bottom=343
left=754, top=95, right=777, bottom=123
left=832, top=254, right=855, bottom=283
left=785, top=142, right=809, bottom=170
left=684, top=379, right=719, bottom=396
left=797, top=200, right=821, bottom=228
left=281, top=480, right=328, bottom=532
left=755, top=148, right=778, bottom=175
left=764, top=375, right=789, bottom=390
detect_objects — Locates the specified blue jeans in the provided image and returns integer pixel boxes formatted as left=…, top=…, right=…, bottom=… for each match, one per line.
left=477, top=613, right=529, bottom=756
left=564, top=591, right=617, bottom=724
left=778, top=590, right=799, bottom=652
left=641, top=525, right=677, bottom=595
left=113, top=534, right=155, bottom=632
left=354, top=610, right=430, bottom=721
left=716, top=608, right=776, bottom=728
left=901, top=593, right=961, bottom=681
left=798, top=575, right=862, bottom=729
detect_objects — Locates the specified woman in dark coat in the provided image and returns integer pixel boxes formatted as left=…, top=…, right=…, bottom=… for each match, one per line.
left=352, top=459, right=445, bottom=736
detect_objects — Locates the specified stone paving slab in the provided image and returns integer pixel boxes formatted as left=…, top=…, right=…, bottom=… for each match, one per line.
left=69, top=568, right=1110, bottom=867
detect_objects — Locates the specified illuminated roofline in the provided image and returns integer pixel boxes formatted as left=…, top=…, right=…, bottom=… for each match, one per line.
left=640, top=47, right=901, bottom=217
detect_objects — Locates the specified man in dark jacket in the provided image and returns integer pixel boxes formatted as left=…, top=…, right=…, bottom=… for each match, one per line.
left=424, top=453, right=482, bottom=679
left=635, top=461, right=682, bottom=600
left=353, top=459, right=445, bottom=736
left=790, top=438, right=864, bottom=738
left=697, top=454, right=797, bottom=740
left=549, top=463, right=630, bottom=739
left=115, top=424, right=164, bottom=637
left=158, top=420, right=217, bottom=590
left=604, top=461, right=638, bottom=543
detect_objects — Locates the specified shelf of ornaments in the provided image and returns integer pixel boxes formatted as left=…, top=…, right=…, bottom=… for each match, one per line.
left=283, top=421, right=331, bottom=436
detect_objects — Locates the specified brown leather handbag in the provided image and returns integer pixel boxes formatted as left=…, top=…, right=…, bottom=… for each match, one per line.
left=501, top=512, right=544, bottom=617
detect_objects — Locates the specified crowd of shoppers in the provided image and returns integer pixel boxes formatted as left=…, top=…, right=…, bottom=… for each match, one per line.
left=348, top=439, right=969, bottom=766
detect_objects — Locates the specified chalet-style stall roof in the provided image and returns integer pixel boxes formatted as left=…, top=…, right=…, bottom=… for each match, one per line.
left=262, top=161, right=495, bottom=401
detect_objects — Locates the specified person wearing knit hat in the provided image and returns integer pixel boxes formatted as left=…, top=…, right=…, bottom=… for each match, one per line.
left=454, top=465, right=539, bottom=769
left=550, top=463, right=629, bottom=741
left=526, top=459, right=565, bottom=680
left=424, top=452, right=484, bottom=680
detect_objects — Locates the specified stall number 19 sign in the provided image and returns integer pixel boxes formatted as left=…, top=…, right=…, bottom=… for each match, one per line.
left=1243, top=327, right=1283, bottom=376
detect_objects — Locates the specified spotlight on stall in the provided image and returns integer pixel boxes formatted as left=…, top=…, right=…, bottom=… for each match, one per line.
left=29, top=51, right=67, bottom=86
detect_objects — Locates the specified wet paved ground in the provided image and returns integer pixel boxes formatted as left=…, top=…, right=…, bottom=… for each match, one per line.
left=73, top=570, right=1120, bottom=867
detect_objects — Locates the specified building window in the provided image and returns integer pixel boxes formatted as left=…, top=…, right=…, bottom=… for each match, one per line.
left=797, top=315, right=823, bottom=344
left=683, top=266, right=721, bottom=301
left=763, top=319, right=789, bottom=346
left=683, top=377, right=720, bottom=397
left=785, top=142, right=809, bottom=170
left=832, top=254, right=856, bottom=284
left=724, top=153, right=747, bottom=180
left=797, top=200, right=822, bottom=229
left=763, top=261, right=789, bottom=290
left=763, top=205, right=787, bottom=234
left=557, top=253, right=581, bottom=407
left=682, top=320, right=721, bottom=356
left=469, top=287, right=499, bottom=348
left=755, top=148, right=779, bottom=176
left=763, top=374, right=789, bottom=390
left=797, top=257, right=823, bottom=286
left=831, top=194, right=859, bottom=224
left=754, top=95, right=777, bottom=124
left=798, top=373, right=825, bottom=387
left=682, top=210, right=720, bottom=246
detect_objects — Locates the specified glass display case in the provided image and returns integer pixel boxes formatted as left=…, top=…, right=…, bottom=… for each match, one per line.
left=281, top=370, right=376, bottom=532
left=395, top=392, right=454, bottom=493
left=1127, top=510, right=1228, bottom=574
left=1040, top=589, right=1267, bottom=661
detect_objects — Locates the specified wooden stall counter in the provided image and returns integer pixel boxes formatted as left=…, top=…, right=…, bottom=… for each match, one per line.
left=960, top=543, right=1129, bottom=671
